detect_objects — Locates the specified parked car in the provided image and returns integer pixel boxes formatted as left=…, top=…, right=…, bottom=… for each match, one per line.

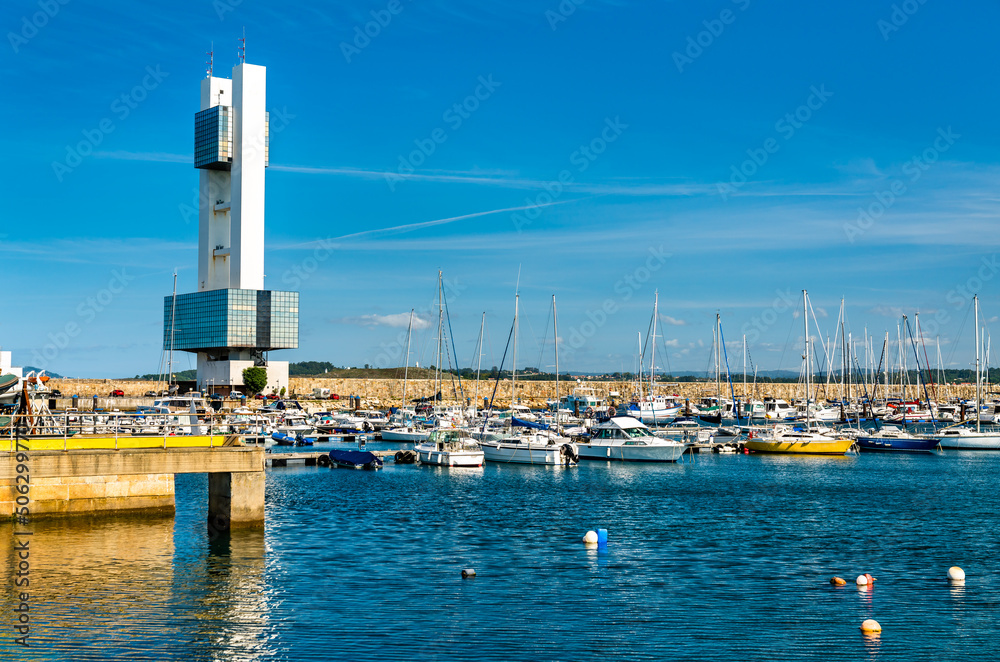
left=253, top=393, right=265, bottom=400
left=50, top=389, right=62, bottom=397
left=330, top=393, right=340, bottom=400
left=109, top=389, right=124, bottom=397
left=207, top=393, right=223, bottom=401
left=144, top=390, right=157, bottom=397
left=229, top=390, right=243, bottom=399
left=266, top=393, right=279, bottom=400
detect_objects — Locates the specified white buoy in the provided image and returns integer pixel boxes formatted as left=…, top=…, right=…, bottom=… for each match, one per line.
left=860, top=619, right=881, bottom=633
left=583, top=530, right=598, bottom=544
left=948, top=566, right=965, bottom=581
left=856, top=575, right=868, bottom=585
left=461, top=568, right=476, bottom=578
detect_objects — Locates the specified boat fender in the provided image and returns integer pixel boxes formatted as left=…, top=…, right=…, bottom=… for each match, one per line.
left=583, top=530, right=598, bottom=544
left=317, top=455, right=331, bottom=467
left=860, top=619, right=881, bottom=633
left=461, top=568, right=476, bottom=578
left=948, top=566, right=965, bottom=581
left=830, top=577, right=847, bottom=586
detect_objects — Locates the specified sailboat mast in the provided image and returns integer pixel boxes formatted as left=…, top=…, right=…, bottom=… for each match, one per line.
left=803, top=290, right=810, bottom=427
left=553, top=295, right=559, bottom=428
left=976, top=294, right=981, bottom=432
left=168, top=271, right=177, bottom=387
left=436, top=271, right=443, bottom=404
left=841, top=298, right=847, bottom=403
left=474, top=312, right=485, bottom=417
left=511, top=292, right=518, bottom=418
left=716, top=313, right=722, bottom=412
left=650, top=291, right=658, bottom=395
left=402, top=309, right=413, bottom=408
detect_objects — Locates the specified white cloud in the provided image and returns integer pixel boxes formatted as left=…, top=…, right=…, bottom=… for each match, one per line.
left=337, top=313, right=433, bottom=329
left=661, top=315, right=687, bottom=326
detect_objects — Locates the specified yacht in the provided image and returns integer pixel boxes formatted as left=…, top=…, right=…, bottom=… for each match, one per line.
left=415, top=429, right=484, bottom=467
left=578, top=416, right=686, bottom=462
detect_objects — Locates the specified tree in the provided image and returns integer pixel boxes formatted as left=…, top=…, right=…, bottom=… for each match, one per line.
left=242, top=366, right=267, bottom=395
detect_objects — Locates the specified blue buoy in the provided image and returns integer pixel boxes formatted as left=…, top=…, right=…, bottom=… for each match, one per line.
left=597, top=528, right=608, bottom=546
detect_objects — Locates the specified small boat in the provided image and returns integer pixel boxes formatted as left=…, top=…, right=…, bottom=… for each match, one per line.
left=744, top=424, right=855, bottom=455
left=294, top=433, right=315, bottom=447
left=271, top=432, right=297, bottom=446
left=327, top=449, right=383, bottom=469
left=578, top=416, right=686, bottom=462
left=414, top=429, right=483, bottom=467
left=856, top=426, right=940, bottom=452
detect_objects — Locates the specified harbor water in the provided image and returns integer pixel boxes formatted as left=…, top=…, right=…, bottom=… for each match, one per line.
left=4, top=449, right=1000, bottom=660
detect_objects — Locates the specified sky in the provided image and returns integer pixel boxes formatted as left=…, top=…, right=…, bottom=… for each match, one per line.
left=2, top=0, right=999, bottom=378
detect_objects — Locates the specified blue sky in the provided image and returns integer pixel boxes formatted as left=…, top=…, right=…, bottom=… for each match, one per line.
left=2, top=0, right=999, bottom=378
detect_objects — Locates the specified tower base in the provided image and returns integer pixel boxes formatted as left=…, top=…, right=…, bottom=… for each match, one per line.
left=196, top=355, right=288, bottom=396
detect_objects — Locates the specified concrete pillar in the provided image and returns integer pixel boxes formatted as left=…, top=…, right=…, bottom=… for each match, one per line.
left=208, top=471, right=265, bottom=531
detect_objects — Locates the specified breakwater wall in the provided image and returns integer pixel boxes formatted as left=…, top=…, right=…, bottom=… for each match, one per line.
left=44, top=377, right=977, bottom=409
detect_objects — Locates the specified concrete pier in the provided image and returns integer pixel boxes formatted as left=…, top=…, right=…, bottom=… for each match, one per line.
left=1, top=447, right=264, bottom=526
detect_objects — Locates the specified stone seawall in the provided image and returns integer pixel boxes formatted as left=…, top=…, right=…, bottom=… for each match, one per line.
left=44, top=377, right=977, bottom=409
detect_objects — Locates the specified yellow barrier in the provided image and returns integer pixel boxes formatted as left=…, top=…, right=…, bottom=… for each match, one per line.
left=1, top=436, right=223, bottom=452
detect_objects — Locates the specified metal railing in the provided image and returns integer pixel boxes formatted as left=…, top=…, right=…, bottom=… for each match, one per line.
left=0, top=410, right=253, bottom=452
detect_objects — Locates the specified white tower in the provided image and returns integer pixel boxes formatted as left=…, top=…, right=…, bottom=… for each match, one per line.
left=164, top=58, right=297, bottom=396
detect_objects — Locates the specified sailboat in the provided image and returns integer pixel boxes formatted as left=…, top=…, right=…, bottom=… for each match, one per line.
left=382, top=309, right=432, bottom=443
left=857, top=314, right=940, bottom=452
left=479, top=288, right=579, bottom=465
left=744, top=290, right=854, bottom=455
left=925, top=295, right=1000, bottom=449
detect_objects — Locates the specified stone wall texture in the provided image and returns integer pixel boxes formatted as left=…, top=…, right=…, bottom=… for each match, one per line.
left=43, top=377, right=979, bottom=409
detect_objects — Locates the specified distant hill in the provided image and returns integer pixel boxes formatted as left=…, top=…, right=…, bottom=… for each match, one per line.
left=130, top=370, right=197, bottom=381
left=22, top=367, right=63, bottom=378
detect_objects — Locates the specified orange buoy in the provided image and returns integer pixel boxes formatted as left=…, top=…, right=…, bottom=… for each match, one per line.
left=860, top=619, right=881, bottom=633
left=830, top=577, right=847, bottom=586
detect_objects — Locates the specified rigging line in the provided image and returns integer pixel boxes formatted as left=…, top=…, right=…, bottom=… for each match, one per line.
left=535, top=298, right=553, bottom=372
left=484, top=318, right=515, bottom=427
left=945, top=301, right=973, bottom=368
left=776, top=312, right=796, bottom=373
left=807, top=297, right=833, bottom=378
left=918, top=317, right=937, bottom=402
left=442, top=282, right=464, bottom=401
left=904, top=316, right=936, bottom=423
left=718, top=319, right=740, bottom=422
left=657, top=315, right=673, bottom=377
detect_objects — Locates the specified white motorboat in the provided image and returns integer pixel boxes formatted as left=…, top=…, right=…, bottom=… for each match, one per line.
left=381, top=425, right=431, bottom=442
left=415, top=429, right=484, bottom=467
left=578, top=416, right=686, bottom=462
left=479, top=430, right=579, bottom=465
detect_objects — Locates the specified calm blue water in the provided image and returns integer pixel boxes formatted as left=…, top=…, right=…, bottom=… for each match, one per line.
left=5, top=450, right=1000, bottom=660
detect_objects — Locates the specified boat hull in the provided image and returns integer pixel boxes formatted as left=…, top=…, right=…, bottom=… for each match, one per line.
left=744, top=438, right=854, bottom=455
left=480, top=442, right=576, bottom=465
left=934, top=434, right=1000, bottom=450
left=381, top=428, right=431, bottom=442
left=578, top=443, right=686, bottom=462
left=857, top=436, right=940, bottom=452
left=415, top=448, right=484, bottom=467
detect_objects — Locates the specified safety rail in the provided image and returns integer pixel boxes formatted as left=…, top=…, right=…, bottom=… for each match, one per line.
left=0, top=410, right=255, bottom=452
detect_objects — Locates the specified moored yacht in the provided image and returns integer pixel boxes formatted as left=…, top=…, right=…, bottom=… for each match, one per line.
left=578, top=416, right=686, bottom=462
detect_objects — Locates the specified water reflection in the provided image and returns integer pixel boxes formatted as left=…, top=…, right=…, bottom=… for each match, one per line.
left=0, top=516, right=273, bottom=661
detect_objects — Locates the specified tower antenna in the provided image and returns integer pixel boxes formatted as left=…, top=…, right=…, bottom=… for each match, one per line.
left=206, top=41, right=213, bottom=78
left=238, top=27, right=246, bottom=64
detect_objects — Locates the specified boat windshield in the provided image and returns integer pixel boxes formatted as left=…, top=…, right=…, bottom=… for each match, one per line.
left=624, top=427, right=653, bottom=438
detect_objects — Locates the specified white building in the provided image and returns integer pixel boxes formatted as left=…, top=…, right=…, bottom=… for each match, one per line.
left=0, top=349, right=23, bottom=380
left=164, top=59, right=298, bottom=395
